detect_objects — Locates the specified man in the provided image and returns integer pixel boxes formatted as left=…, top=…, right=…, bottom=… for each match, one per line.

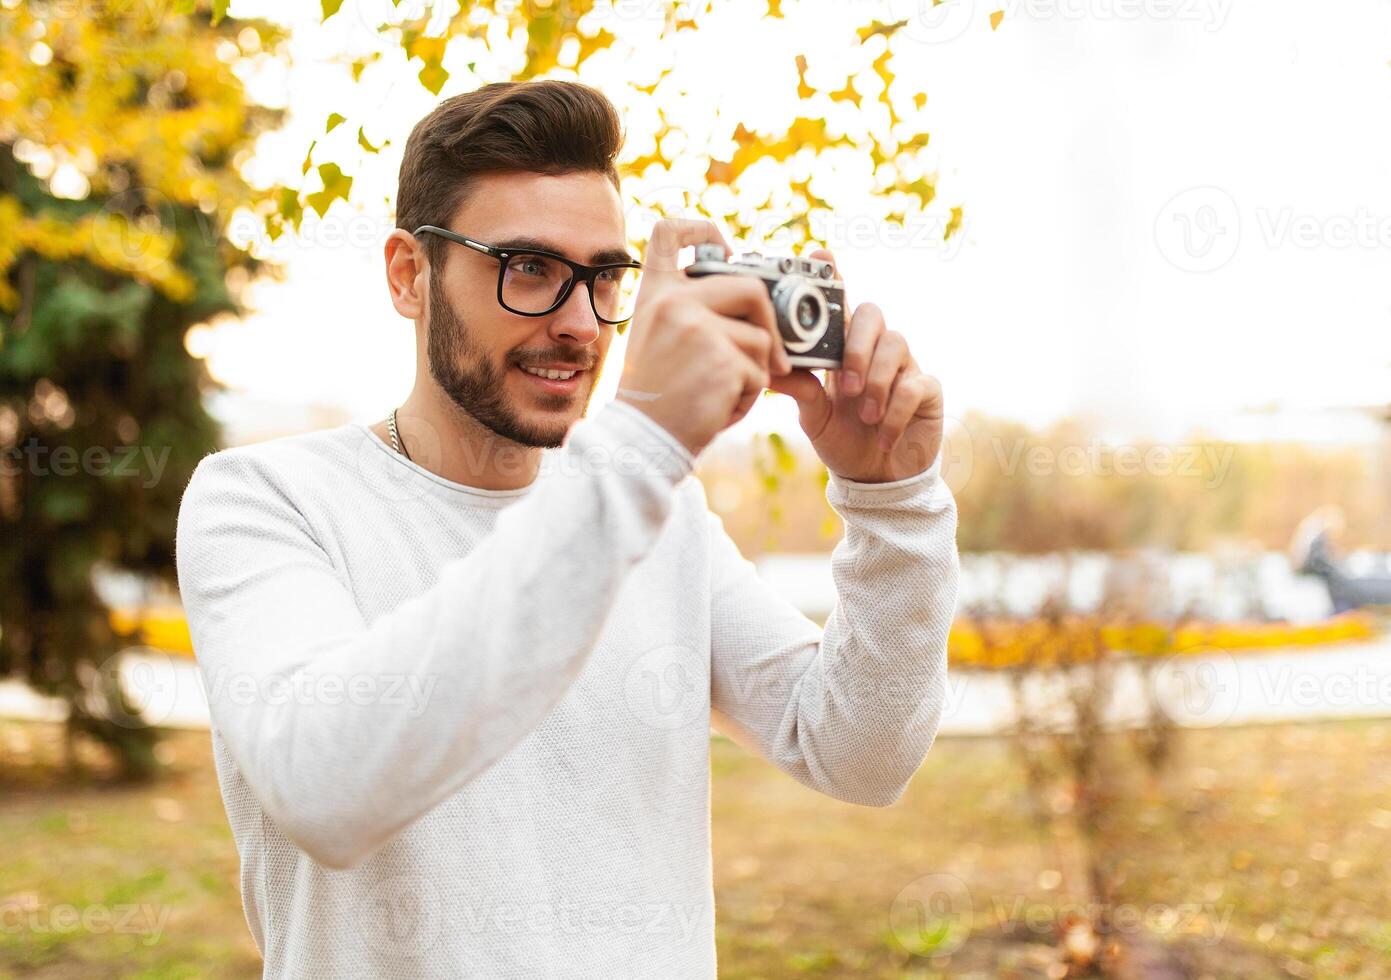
left=176, top=79, right=959, bottom=978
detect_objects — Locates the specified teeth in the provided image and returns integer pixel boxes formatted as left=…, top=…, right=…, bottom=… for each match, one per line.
left=522, top=366, right=578, bottom=380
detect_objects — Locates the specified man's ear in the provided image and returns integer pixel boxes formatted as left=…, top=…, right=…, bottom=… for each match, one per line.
left=385, top=229, right=428, bottom=320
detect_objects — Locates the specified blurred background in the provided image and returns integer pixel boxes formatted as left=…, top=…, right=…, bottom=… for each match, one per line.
left=2, top=0, right=1390, bottom=977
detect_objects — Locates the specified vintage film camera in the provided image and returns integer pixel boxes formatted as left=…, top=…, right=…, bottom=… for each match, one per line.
left=684, top=245, right=845, bottom=369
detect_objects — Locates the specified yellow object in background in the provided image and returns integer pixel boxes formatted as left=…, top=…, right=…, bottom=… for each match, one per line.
left=109, top=603, right=1377, bottom=668
left=108, top=607, right=195, bottom=657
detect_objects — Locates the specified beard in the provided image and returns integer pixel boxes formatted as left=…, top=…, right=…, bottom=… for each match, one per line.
left=426, top=273, right=597, bottom=449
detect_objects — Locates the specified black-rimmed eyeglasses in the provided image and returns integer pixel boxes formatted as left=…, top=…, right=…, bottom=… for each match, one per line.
left=414, top=225, right=642, bottom=325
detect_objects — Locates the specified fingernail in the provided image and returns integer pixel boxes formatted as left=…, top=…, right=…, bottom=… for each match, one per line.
left=861, top=400, right=877, bottom=423
left=843, top=371, right=861, bottom=394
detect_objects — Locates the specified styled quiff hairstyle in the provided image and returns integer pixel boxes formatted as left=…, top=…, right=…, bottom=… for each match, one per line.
left=395, top=80, right=624, bottom=270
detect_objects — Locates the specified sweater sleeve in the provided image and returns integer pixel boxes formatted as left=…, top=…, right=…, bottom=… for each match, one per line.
left=175, top=399, right=692, bottom=869
left=707, top=456, right=960, bottom=806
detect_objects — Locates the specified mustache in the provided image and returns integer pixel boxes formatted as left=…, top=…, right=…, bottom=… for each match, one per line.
left=511, top=351, right=598, bottom=371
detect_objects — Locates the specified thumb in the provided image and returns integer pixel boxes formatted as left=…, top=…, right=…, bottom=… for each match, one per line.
left=766, top=369, right=831, bottom=430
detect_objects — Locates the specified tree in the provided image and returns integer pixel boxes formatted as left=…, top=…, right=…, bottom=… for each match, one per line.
left=236, top=1, right=961, bottom=300
left=238, top=0, right=967, bottom=545
left=1, top=0, right=978, bottom=778
left=0, top=3, right=283, bottom=778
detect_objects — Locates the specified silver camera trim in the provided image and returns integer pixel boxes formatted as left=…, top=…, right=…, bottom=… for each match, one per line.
left=685, top=246, right=844, bottom=368
left=771, top=278, right=830, bottom=353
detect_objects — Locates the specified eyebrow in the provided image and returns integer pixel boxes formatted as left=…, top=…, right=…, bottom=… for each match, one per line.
left=492, top=236, right=638, bottom=266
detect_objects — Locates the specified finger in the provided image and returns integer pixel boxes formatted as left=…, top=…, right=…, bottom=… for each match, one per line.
left=876, top=373, right=933, bottom=453
left=859, top=330, right=909, bottom=425
left=765, top=367, right=825, bottom=407
left=728, top=349, right=771, bottom=426
left=688, top=276, right=790, bottom=374
left=717, top=315, right=779, bottom=374
left=644, top=218, right=730, bottom=276
left=766, top=368, right=833, bottom=438
left=838, top=302, right=884, bottom=399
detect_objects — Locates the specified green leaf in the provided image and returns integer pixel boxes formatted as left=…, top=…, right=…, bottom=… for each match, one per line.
left=42, top=484, right=93, bottom=524
left=321, top=0, right=345, bottom=20
left=305, top=163, right=353, bottom=218
left=350, top=53, right=381, bottom=82
left=418, top=60, right=449, bottom=95
left=325, top=113, right=347, bottom=133
left=211, top=0, right=230, bottom=25
left=405, top=36, right=450, bottom=95
left=275, top=187, right=303, bottom=232
left=357, top=127, right=384, bottom=153
left=301, top=139, right=316, bottom=176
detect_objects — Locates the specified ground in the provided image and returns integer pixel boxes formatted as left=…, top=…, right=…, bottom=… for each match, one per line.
left=2, top=718, right=1390, bottom=979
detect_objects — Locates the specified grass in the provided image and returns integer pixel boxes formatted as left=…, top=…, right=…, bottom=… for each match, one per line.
left=3, top=717, right=1391, bottom=978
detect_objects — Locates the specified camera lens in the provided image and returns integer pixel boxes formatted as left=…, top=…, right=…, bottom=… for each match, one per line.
left=771, top=278, right=830, bottom=353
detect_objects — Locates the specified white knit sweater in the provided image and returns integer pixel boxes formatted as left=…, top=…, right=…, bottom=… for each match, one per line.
left=175, top=397, right=960, bottom=979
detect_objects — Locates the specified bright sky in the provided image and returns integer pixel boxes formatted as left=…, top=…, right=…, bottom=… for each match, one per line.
left=206, top=0, right=1391, bottom=447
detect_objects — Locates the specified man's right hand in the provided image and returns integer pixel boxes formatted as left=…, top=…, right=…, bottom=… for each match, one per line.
left=614, top=219, right=791, bottom=458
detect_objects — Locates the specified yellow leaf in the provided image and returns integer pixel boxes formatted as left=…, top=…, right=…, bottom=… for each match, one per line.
left=829, top=81, right=861, bottom=107
left=705, top=159, right=735, bottom=185
left=325, top=113, right=346, bottom=133
left=856, top=19, right=907, bottom=42
left=350, top=53, right=380, bottom=82
left=990, top=9, right=1005, bottom=29
left=418, top=60, right=449, bottom=96
left=872, top=48, right=896, bottom=92
left=577, top=28, right=616, bottom=65
left=306, top=162, right=352, bottom=217
left=944, top=205, right=963, bottom=240
left=357, top=127, right=384, bottom=153
left=795, top=54, right=815, bottom=99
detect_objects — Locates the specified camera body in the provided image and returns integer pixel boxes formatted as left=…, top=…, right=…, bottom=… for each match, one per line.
left=684, top=245, right=846, bottom=369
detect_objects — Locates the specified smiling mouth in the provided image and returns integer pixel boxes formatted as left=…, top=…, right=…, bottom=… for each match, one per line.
left=514, top=363, right=586, bottom=394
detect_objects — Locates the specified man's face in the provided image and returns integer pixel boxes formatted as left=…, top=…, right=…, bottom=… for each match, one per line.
left=424, top=170, right=628, bottom=449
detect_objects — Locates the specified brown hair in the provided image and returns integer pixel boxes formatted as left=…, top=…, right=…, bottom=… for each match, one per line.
left=396, top=80, right=624, bottom=269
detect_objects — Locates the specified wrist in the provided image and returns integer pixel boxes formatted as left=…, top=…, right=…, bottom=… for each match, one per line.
left=602, top=398, right=699, bottom=475
left=613, top=391, right=701, bottom=460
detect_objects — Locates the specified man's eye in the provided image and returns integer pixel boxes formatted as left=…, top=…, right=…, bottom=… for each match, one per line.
left=519, top=259, right=545, bottom=276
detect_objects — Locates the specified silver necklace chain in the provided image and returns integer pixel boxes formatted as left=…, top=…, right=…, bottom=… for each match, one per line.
left=387, top=408, right=411, bottom=462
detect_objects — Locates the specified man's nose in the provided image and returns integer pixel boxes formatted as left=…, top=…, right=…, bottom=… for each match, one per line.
left=547, top=281, right=602, bottom=346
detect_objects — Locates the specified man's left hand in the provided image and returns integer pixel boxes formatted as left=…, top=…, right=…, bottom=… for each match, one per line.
left=765, top=247, right=944, bottom=484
